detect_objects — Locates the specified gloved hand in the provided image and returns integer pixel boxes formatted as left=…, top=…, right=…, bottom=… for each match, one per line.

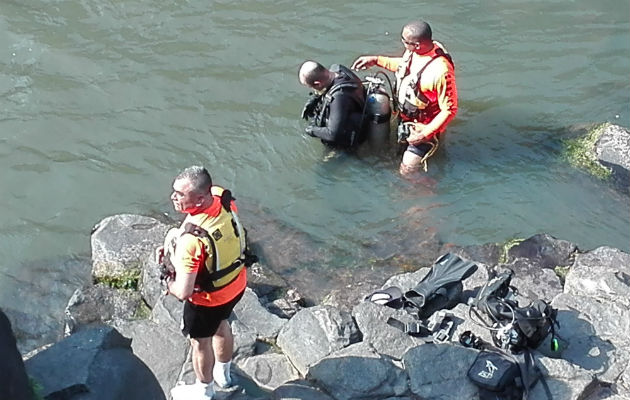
left=304, top=125, right=316, bottom=137
left=301, top=94, right=321, bottom=120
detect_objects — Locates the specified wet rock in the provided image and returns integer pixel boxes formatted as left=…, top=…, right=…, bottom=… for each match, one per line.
left=507, top=233, right=578, bottom=269
left=594, top=123, right=630, bottom=191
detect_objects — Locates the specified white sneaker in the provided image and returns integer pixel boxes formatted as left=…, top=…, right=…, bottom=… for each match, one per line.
left=213, top=361, right=233, bottom=389
left=213, top=373, right=232, bottom=389
left=170, top=382, right=215, bottom=400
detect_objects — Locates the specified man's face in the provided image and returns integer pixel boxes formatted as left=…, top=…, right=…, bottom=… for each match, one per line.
left=171, top=178, right=201, bottom=214
left=401, top=28, right=420, bottom=51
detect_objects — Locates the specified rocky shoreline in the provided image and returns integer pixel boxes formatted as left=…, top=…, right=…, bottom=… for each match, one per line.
left=2, top=123, right=629, bottom=400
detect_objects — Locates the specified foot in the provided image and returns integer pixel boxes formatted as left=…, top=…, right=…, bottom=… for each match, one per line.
left=170, top=382, right=215, bottom=400
left=213, top=373, right=232, bottom=389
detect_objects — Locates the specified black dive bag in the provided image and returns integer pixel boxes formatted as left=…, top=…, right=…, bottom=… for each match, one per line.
left=467, top=350, right=522, bottom=399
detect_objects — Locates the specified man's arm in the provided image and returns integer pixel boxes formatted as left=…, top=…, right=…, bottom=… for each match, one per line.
left=408, top=60, right=458, bottom=144
left=351, top=55, right=402, bottom=72
left=167, top=271, right=196, bottom=300
left=308, top=94, right=360, bottom=146
left=166, top=234, right=206, bottom=300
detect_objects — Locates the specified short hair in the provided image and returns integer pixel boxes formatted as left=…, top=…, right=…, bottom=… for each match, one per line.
left=175, top=165, right=212, bottom=194
left=298, top=60, right=328, bottom=86
left=403, top=20, right=432, bottom=43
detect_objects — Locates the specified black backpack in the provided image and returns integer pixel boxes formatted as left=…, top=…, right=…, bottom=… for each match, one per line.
left=467, top=348, right=552, bottom=400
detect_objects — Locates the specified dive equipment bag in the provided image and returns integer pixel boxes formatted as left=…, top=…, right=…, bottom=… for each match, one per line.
left=469, top=270, right=559, bottom=352
left=467, top=348, right=552, bottom=400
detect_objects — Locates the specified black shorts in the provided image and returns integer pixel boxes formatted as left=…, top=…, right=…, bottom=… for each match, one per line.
left=182, top=290, right=245, bottom=339
left=406, top=142, right=434, bottom=158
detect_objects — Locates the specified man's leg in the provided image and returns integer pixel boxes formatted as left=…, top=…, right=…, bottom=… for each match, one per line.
left=191, top=337, right=214, bottom=383
left=212, top=319, right=233, bottom=362
left=399, top=150, right=424, bottom=175
left=212, top=319, right=234, bottom=387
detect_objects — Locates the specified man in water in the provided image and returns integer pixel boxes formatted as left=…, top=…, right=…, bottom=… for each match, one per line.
left=352, top=20, right=458, bottom=174
left=298, top=60, right=366, bottom=148
left=158, top=166, right=251, bottom=400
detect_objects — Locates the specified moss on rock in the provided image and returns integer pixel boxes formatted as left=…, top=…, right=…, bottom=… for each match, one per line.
left=94, top=268, right=141, bottom=290
left=563, top=123, right=612, bottom=180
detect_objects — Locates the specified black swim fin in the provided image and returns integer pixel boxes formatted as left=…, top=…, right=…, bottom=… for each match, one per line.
left=365, top=286, right=404, bottom=309
left=404, top=253, right=478, bottom=318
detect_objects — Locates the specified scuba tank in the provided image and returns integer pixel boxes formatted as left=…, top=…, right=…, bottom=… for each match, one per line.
left=362, top=75, right=392, bottom=146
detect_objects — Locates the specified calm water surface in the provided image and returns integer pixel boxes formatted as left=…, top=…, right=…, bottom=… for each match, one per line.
left=1, top=0, right=629, bottom=348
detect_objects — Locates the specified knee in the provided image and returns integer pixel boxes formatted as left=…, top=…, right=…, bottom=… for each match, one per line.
left=214, top=320, right=232, bottom=338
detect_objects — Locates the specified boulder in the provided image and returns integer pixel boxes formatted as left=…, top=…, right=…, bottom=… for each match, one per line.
left=594, top=123, right=630, bottom=190
left=352, top=301, right=425, bottom=360
left=272, top=379, right=334, bottom=400
left=0, top=309, right=33, bottom=400
left=64, top=284, right=144, bottom=334
left=403, top=343, right=478, bottom=399
left=238, top=352, right=300, bottom=391
left=25, top=325, right=165, bottom=400
left=552, top=294, right=630, bottom=384
left=496, top=257, right=563, bottom=302
left=232, top=288, right=287, bottom=341
left=113, top=318, right=189, bottom=396
left=91, top=214, right=171, bottom=280
left=564, top=247, right=630, bottom=307
left=276, top=305, right=358, bottom=376
left=507, top=233, right=578, bottom=269
left=306, top=342, right=408, bottom=400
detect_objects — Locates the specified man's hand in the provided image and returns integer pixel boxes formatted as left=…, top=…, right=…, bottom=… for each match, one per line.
left=351, top=55, right=378, bottom=70
left=406, top=123, right=428, bottom=145
left=301, top=94, right=321, bottom=120
left=304, top=125, right=316, bottom=137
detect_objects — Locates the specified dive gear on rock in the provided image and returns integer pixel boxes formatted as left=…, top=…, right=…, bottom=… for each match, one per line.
left=366, top=253, right=478, bottom=342
left=403, top=252, right=478, bottom=319
left=467, top=348, right=553, bottom=400
left=468, top=270, right=559, bottom=353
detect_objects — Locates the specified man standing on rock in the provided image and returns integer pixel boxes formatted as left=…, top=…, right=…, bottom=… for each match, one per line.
left=158, top=165, right=255, bottom=400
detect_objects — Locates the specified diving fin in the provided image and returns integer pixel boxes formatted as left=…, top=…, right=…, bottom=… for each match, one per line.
left=404, top=253, right=478, bottom=318
left=365, top=286, right=404, bottom=308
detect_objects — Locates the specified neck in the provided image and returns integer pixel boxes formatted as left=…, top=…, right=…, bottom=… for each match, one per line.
left=415, top=41, right=434, bottom=55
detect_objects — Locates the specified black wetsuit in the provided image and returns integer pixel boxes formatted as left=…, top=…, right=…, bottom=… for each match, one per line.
left=309, top=64, right=366, bottom=148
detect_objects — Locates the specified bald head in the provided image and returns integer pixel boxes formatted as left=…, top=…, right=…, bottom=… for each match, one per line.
left=402, top=20, right=432, bottom=44
left=298, top=61, right=332, bottom=89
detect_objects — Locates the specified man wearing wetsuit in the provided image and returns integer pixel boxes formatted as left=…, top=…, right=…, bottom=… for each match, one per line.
left=298, top=61, right=366, bottom=148
left=352, top=20, right=458, bottom=174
